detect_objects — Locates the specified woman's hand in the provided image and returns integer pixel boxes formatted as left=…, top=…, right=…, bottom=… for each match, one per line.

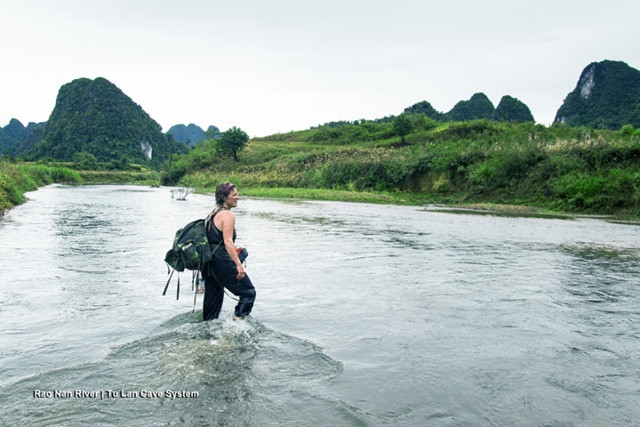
left=236, top=263, right=246, bottom=280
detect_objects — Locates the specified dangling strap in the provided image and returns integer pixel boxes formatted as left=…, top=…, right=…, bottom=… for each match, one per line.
left=193, top=271, right=199, bottom=313
left=207, top=267, right=240, bottom=302
left=176, top=274, right=180, bottom=300
left=163, top=267, right=174, bottom=296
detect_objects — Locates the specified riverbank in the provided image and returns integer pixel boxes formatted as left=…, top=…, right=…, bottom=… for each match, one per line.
left=192, top=184, right=640, bottom=224
left=0, top=160, right=159, bottom=215
left=3, top=159, right=639, bottom=224
left=167, top=120, right=640, bottom=219
left=4, top=173, right=639, bottom=225
left=0, top=161, right=81, bottom=214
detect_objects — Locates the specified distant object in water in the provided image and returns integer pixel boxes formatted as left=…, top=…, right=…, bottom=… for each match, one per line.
left=171, top=187, right=194, bottom=201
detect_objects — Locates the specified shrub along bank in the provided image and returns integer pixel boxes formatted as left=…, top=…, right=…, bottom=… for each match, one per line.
left=0, top=160, right=81, bottom=213
left=164, top=119, right=640, bottom=217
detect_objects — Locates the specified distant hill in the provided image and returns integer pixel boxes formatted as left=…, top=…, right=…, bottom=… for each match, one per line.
left=167, top=124, right=204, bottom=147
left=494, top=95, right=535, bottom=123
left=167, top=123, right=220, bottom=147
left=446, top=93, right=495, bottom=121
left=404, top=94, right=533, bottom=123
left=25, top=77, right=186, bottom=164
left=404, top=101, right=447, bottom=121
left=1, top=120, right=46, bottom=154
left=206, top=125, right=221, bottom=139
left=554, top=60, right=640, bottom=129
left=1, top=119, right=27, bottom=152
left=1, top=119, right=23, bottom=152
left=5, top=122, right=46, bottom=155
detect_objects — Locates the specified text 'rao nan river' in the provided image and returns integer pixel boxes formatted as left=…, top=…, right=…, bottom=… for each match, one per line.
left=32, top=389, right=200, bottom=400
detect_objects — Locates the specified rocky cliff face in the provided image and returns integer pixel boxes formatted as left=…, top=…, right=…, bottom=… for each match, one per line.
left=554, top=60, right=640, bottom=129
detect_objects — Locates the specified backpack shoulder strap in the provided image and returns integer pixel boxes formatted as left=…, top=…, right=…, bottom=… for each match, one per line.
left=205, top=207, right=226, bottom=254
left=204, top=208, right=216, bottom=234
left=204, top=206, right=229, bottom=232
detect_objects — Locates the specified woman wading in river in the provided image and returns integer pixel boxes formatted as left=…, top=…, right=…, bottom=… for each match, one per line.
left=201, top=183, right=256, bottom=320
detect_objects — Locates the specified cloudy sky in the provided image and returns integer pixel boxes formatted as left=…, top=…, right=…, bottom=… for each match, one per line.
left=1, top=0, right=638, bottom=137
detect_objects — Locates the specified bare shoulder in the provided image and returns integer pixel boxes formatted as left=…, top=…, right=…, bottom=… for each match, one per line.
left=216, top=209, right=236, bottom=225
left=218, top=209, right=235, bottom=219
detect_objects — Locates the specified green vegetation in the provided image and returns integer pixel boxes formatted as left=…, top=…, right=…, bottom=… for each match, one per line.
left=555, top=60, right=640, bottom=129
left=163, top=118, right=640, bottom=217
left=5, top=117, right=640, bottom=219
left=15, top=77, right=186, bottom=166
left=0, top=157, right=160, bottom=214
left=167, top=123, right=206, bottom=147
left=0, top=119, right=45, bottom=154
left=447, top=93, right=495, bottom=122
left=404, top=92, right=535, bottom=123
left=3, top=61, right=639, bottom=218
left=494, top=95, right=535, bottom=123
left=0, top=159, right=81, bottom=213
left=392, top=114, right=413, bottom=144
left=404, top=100, right=448, bottom=121
left=0, top=119, right=28, bottom=152
left=166, top=123, right=221, bottom=147
left=218, top=127, right=249, bottom=162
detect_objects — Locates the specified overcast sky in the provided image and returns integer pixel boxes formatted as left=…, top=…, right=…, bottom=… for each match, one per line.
left=1, top=0, right=638, bottom=137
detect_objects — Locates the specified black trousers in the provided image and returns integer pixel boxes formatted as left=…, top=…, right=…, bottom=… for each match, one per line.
left=201, top=259, right=256, bottom=321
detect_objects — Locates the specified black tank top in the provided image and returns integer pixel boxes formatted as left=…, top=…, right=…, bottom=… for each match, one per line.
left=206, top=207, right=236, bottom=247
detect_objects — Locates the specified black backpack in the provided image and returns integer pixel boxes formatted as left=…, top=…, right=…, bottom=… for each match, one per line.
left=164, top=219, right=215, bottom=273
left=163, top=217, right=222, bottom=305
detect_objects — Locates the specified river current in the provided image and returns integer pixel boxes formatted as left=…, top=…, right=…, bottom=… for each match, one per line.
left=0, top=184, right=638, bottom=426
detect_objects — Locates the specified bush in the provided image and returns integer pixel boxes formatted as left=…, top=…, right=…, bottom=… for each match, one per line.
left=1, top=161, right=82, bottom=213
left=160, top=163, right=187, bottom=186
left=554, top=168, right=639, bottom=212
left=620, top=124, right=635, bottom=136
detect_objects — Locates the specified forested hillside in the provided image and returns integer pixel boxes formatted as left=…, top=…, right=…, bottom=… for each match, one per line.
left=0, top=120, right=45, bottom=154
left=555, top=60, right=640, bottom=129
left=23, top=77, right=186, bottom=166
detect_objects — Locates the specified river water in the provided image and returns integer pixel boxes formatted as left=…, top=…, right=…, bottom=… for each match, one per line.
left=0, top=184, right=638, bottom=426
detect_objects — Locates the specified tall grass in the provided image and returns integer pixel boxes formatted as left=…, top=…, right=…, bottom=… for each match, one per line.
left=165, top=119, right=640, bottom=216
left=0, top=160, right=82, bottom=213
left=0, top=159, right=161, bottom=214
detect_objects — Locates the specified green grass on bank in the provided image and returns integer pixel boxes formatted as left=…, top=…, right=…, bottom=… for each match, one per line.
left=0, top=159, right=160, bottom=214
left=4, top=119, right=640, bottom=219
left=217, top=186, right=401, bottom=204
left=165, top=119, right=640, bottom=218
left=0, top=161, right=82, bottom=213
